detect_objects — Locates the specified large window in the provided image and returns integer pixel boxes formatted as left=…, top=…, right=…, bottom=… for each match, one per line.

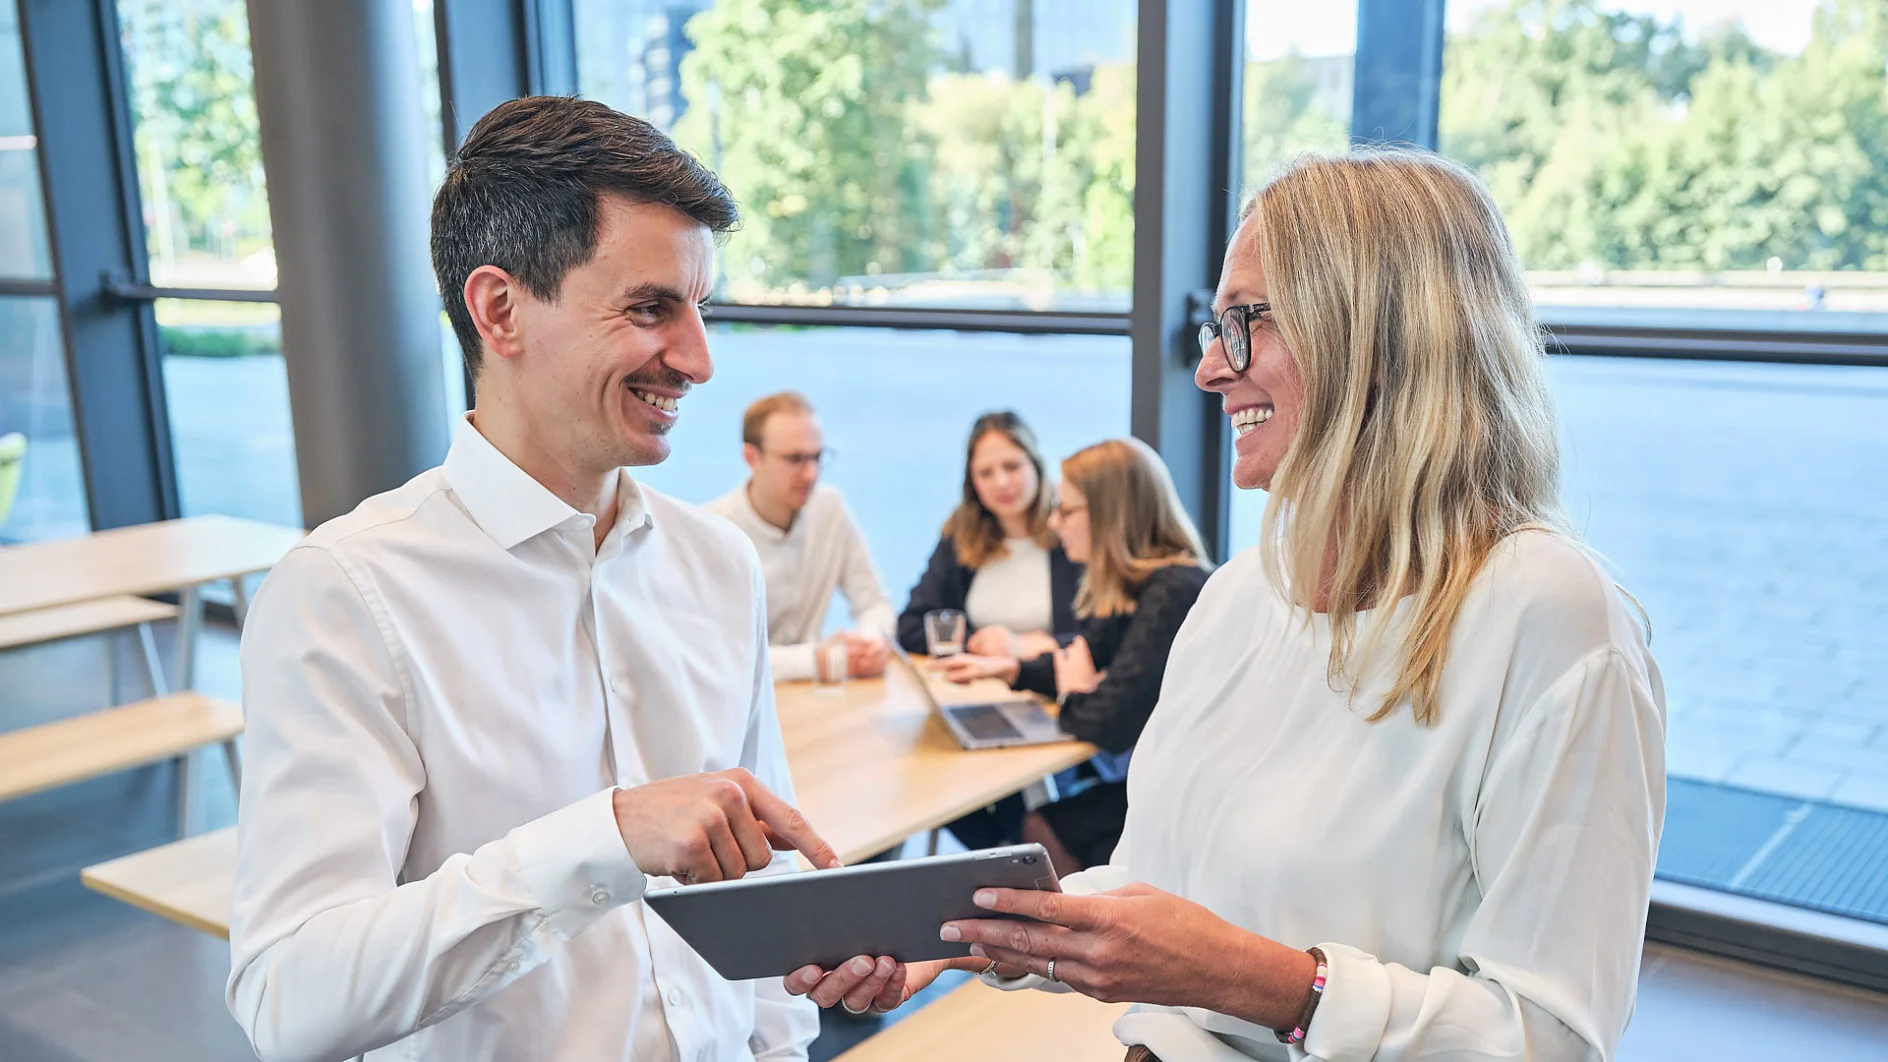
left=156, top=299, right=300, bottom=527
left=574, top=0, right=1137, bottom=311
left=1240, top=2, right=1355, bottom=196
left=636, top=325, right=1130, bottom=611
left=1442, top=0, right=1888, bottom=328
left=0, top=6, right=88, bottom=543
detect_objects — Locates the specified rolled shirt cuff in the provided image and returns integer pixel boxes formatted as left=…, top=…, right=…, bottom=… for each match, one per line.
left=510, top=787, right=649, bottom=940
left=771, top=642, right=819, bottom=684
left=1302, top=942, right=1393, bottom=1062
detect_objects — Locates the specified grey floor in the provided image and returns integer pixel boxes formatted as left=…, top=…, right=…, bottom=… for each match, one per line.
left=4, top=622, right=1888, bottom=1061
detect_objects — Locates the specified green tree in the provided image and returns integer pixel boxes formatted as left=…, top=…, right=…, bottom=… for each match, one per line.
left=121, top=0, right=271, bottom=264
left=1241, top=52, right=1349, bottom=197
left=675, top=0, right=942, bottom=296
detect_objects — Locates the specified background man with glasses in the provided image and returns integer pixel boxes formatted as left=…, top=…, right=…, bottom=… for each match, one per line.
left=708, top=392, right=895, bottom=681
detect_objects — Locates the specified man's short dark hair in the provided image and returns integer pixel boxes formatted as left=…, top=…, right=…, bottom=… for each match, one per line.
left=430, top=96, right=740, bottom=376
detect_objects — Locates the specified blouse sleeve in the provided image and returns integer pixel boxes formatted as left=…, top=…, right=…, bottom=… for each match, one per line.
left=896, top=538, right=962, bottom=653
left=1302, top=647, right=1666, bottom=1062
left=1055, top=568, right=1204, bottom=754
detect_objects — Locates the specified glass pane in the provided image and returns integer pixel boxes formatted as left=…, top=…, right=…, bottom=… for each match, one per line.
left=1239, top=2, right=1356, bottom=197
left=1442, top=1, right=1888, bottom=328
left=0, top=297, right=90, bottom=542
left=574, top=0, right=1137, bottom=312
left=636, top=324, right=1129, bottom=611
left=117, top=0, right=275, bottom=290
left=1555, top=356, right=1888, bottom=923
left=0, top=3, right=53, bottom=281
left=156, top=299, right=301, bottom=527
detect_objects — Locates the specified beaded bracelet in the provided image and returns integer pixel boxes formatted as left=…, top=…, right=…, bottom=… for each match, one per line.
left=1273, top=947, right=1329, bottom=1046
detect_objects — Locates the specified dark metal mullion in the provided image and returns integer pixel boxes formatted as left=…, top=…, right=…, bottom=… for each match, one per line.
left=1350, top=0, right=1447, bottom=147
left=18, top=0, right=176, bottom=528
left=0, top=277, right=59, bottom=297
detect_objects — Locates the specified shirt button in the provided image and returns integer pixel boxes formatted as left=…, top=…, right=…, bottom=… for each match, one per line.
left=506, top=960, right=521, bottom=973
left=590, top=887, right=611, bottom=905
left=609, top=676, right=626, bottom=695
left=667, top=988, right=683, bottom=1007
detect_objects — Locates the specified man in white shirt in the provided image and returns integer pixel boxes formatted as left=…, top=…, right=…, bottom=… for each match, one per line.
left=226, top=96, right=842, bottom=1062
left=707, top=392, right=895, bottom=683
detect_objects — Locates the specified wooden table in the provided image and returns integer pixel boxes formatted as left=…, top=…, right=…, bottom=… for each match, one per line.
left=83, top=668, right=1096, bottom=938
left=0, top=514, right=305, bottom=687
left=833, top=979, right=1129, bottom=1062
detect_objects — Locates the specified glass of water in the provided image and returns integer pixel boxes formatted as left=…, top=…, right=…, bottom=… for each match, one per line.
left=814, top=638, right=848, bottom=697
left=924, top=609, right=966, bottom=658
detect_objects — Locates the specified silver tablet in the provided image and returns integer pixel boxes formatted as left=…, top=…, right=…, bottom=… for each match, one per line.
left=644, top=844, right=1061, bottom=981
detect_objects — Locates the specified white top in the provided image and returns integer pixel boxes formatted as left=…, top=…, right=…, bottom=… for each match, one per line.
left=993, top=531, right=1666, bottom=1062
left=963, top=536, right=1054, bottom=635
left=705, top=483, right=896, bottom=681
left=228, top=418, right=816, bottom=1062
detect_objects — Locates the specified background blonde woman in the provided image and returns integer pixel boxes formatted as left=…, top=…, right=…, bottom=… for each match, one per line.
left=938, top=437, right=1211, bottom=876
left=790, top=150, right=1666, bottom=1062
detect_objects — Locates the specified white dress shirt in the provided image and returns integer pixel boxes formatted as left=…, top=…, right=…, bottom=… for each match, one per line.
left=963, top=536, right=1053, bottom=634
left=228, top=418, right=818, bottom=1062
left=706, top=483, right=895, bottom=681
left=992, top=531, right=1666, bottom=1062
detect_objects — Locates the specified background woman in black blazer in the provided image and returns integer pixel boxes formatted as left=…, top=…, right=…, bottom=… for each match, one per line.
left=897, top=411, right=1082, bottom=658
left=939, top=437, right=1210, bottom=875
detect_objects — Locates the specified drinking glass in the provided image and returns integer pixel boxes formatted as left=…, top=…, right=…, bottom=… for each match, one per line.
left=924, top=609, right=966, bottom=658
left=814, top=638, right=848, bottom=696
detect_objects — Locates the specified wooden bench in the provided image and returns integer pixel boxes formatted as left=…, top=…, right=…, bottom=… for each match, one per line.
left=0, top=692, right=242, bottom=809
left=0, top=596, right=178, bottom=702
left=82, top=826, right=236, bottom=939
left=834, top=978, right=1130, bottom=1061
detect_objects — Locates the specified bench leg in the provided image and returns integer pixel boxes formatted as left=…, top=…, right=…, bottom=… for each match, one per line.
left=102, top=635, right=120, bottom=708
left=175, top=752, right=196, bottom=839
left=175, top=584, right=202, bottom=691
left=222, top=738, right=243, bottom=794
left=137, top=622, right=170, bottom=697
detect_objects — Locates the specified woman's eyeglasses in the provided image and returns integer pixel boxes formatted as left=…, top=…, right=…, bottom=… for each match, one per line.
left=1196, top=302, right=1269, bottom=374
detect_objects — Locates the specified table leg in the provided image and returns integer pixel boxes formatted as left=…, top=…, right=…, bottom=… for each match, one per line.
left=175, top=752, right=197, bottom=838
left=230, top=574, right=251, bottom=629
left=174, top=583, right=202, bottom=691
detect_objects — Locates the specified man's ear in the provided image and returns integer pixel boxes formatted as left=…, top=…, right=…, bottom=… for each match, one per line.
left=742, top=442, right=763, bottom=474
left=464, top=265, right=527, bottom=365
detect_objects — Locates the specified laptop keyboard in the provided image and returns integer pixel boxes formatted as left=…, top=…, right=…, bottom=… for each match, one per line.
left=946, top=703, right=1026, bottom=741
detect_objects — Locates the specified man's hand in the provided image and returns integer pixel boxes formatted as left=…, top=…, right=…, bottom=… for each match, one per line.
left=611, top=768, right=841, bottom=884
left=844, top=631, right=889, bottom=677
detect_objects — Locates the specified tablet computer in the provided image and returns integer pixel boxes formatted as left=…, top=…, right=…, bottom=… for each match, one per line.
left=644, top=844, right=1060, bottom=981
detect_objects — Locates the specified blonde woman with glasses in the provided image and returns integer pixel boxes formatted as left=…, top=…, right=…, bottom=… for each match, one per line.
left=788, top=150, right=1665, bottom=1062
left=936, top=437, right=1211, bottom=877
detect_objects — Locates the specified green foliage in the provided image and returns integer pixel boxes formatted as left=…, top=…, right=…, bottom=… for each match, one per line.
left=158, top=325, right=280, bottom=359
left=120, top=0, right=272, bottom=262
left=675, top=0, right=1136, bottom=299
left=1442, top=0, right=1888, bottom=272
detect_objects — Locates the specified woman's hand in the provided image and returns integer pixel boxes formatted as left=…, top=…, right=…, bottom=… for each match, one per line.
left=1052, top=636, right=1102, bottom=697
left=1014, top=631, right=1061, bottom=658
left=966, top=625, right=1016, bottom=657
left=934, top=653, right=1021, bottom=685
left=783, top=955, right=989, bottom=1015
left=937, top=884, right=1316, bottom=1030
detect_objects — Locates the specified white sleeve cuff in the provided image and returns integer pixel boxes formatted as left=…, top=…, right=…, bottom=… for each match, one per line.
left=1303, top=942, right=1393, bottom=1062
left=978, top=967, right=1073, bottom=994
left=510, top=788, right=648, bottom=940
left=771, top=643, right=818, bottom=684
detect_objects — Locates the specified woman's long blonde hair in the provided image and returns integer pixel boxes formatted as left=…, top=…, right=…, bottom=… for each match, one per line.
left=1064, top=438, right=1209, bottom=619
left=1252, top=149, right=1570, bottom=726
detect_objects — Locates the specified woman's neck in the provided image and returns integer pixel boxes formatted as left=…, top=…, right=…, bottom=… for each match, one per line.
left=998, top=513, right=1032, bottom=540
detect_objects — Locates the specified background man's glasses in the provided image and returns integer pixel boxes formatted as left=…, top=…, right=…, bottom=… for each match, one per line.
left=763, top=448, right=834, bottom=469
left=1197, top=302, right=1269, bottom=374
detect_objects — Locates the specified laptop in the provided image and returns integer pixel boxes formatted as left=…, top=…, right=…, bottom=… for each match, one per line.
left=888, top=641, right=1073, bottom=750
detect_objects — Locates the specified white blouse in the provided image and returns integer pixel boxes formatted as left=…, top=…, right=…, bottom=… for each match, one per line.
left=996, top=531, right=1665, bottom=1062
left=964, top=536, right=1054, bottom=635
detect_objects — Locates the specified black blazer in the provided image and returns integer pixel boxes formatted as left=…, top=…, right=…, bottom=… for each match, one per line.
left=896, top=536, right=1083, bottom=653
left=1013, top=563, right=1210, bottom=754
